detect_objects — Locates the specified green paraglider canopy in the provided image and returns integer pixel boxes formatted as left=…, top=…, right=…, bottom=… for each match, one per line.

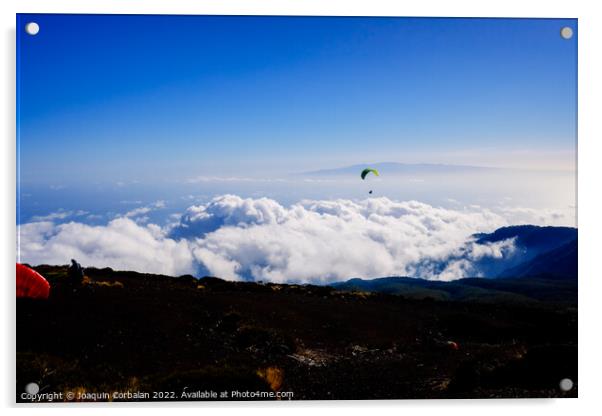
left=360, top=168, right=379, bottom=180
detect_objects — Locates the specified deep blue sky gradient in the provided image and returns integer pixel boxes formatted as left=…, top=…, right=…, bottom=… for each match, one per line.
left=17, top=15, right=577, bottom=185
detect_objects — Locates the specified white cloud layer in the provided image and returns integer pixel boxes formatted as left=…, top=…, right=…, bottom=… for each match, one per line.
left=30, top=209, right=88, bottom=222
left=18, top=218, right=195, bottom=276
left=123, top=200, right=167, bottom=224
left=17, top=195, right=575, bottom=283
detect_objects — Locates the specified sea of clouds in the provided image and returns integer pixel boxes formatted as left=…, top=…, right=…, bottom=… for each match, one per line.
left=17, top=195, right=575, bottom=283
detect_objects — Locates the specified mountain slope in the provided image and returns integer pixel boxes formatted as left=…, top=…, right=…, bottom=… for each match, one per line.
left=331, top=275, right=577, bottom=304
left=464, top=225, right=577, bottom=278
left=474, top=225, right=576, bottom=255
left=498, top=239, right=577, bottom=279
left=17, top=264, right=577, bottom=400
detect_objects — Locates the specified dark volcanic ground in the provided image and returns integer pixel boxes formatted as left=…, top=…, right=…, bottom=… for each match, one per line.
left=17, top=265, right=577, bottom=401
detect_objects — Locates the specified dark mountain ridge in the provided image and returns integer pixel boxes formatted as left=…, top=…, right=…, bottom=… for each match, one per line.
left=444, top=225, right=578, bottom=279
left=474, top=225, right=576, bottom=255
left=332, top=225, right=577, bottom=302
left=331, top=275, right=576, bottom=304
left=478, top=225, right=577, bottom=279
left=498, top=239, right=577, bottom=280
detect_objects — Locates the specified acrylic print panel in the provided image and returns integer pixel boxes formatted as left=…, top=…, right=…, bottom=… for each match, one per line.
left=16, top=14, right=577, bottom=402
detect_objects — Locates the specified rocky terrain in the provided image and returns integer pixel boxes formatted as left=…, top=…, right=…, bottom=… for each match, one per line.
left=17, top=265, right=577, bottom=401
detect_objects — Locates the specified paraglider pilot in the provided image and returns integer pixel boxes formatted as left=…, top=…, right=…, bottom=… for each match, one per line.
left=361, top=168, right=379, bottom=195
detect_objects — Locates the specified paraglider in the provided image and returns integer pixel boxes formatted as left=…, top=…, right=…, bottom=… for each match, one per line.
left=361, top=168, right=379, bottom=195
left=360, top=168, right=379, bottom=180
left=16, top=263, right=50, bottom=299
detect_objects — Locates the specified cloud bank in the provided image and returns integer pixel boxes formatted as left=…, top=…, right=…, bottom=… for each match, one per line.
left=17, top=195, right=574, bottom=283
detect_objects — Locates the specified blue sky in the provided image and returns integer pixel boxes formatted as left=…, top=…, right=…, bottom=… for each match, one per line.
left=18, top=15, right=577, bottom=186
left=16, top=15, right=578, bottom=276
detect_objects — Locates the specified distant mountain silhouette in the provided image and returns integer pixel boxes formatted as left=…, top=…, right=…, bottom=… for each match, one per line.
left=301, top=162, right=502, bottom=176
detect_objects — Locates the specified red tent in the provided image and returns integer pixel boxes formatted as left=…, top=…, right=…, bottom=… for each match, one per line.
left=16, top=263, right=50, bottom=299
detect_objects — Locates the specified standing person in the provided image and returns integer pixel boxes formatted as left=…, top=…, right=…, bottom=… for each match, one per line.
left=67, top=259, right=85, bottom=291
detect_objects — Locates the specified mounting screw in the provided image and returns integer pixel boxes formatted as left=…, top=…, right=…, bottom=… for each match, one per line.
left=25, top=22, right=40, bottom=36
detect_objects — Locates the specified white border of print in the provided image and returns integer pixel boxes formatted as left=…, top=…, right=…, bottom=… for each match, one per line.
left=2, top=1, right=600, bottom=415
